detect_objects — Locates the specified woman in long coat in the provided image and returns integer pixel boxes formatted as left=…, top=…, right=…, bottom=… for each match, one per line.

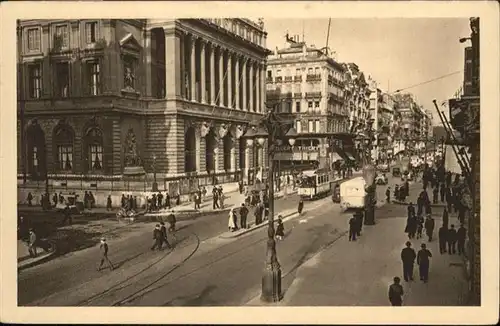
left=228, top=208, right=237, bottom=231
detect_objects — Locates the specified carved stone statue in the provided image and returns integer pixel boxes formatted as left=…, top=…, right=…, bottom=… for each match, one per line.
left=124, top=128, right=142, bottom=167
left=124, top=66, right=135, bottom=90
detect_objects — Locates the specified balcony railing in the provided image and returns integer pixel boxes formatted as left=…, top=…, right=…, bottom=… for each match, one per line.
left=305, top=91, right=322, bottom=99
left=306, top=74, right=322, bottom=82
left=266, top=77, right=273, bottom=83
left=294, top=76, right=302, bottom=82
left=275, top=76, right=283, bottom=83
left=284, top=76, right=293, bottom=83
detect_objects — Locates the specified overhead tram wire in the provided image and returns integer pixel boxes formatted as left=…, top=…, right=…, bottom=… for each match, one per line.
left=391, top=70, right=464, bottom=94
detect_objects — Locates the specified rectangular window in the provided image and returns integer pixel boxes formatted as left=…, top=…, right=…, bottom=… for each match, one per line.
left=27, top=28, right=41, bottom=51
left=86, top=61, right=100, bottom=95
left=28, top=64, right=42, bottom=99
left=315, top=120, right=320, bottom=132
left=58, top=145, right=73, bottom=170
left=314, top=101, right=320, bottom=109
left=85, top=22, right=98, bottom=44
left=308, top=120, right=313, bottom=133
left=267, top=70, right=272, bottom=78
left=55, top=25, right=69, bottom=48
left=296, top=121, right=302, bottom=133
left=295, top=101, right=301, bottom=113
left=89, top=144, right=103, bottom=170
left=276, top=70, right=281, bottom=77
left=296, top=68, right=301, bottom=76
left=308, top=101, right=313, bottom=111
left=55, top=62, right=70, bottom=98
left=315, top=67, right=320, bottom=75
left=32, top=147, right=39, bottom=173
left=308, top=67, right=313, bottom=74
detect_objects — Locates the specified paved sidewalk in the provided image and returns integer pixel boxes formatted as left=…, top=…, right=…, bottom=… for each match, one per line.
left=18, top=239, right=56, bottom=270
left=247, top=213, right=468, bottom=306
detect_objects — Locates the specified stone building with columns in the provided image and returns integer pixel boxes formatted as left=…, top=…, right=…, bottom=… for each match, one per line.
left=17, top=19, right=270, bottom=194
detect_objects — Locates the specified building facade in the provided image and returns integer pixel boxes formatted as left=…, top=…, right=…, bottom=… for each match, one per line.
left=392, top=92, right=428, bottom=154
left=17, top=18, right=270, bottom=191
left=265, top=36, right=351, bottom=169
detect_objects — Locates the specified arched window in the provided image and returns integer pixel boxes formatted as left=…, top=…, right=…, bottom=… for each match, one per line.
left=53, top=125, right=74, bottom=171
left=86, top=127, right=103, bottom=171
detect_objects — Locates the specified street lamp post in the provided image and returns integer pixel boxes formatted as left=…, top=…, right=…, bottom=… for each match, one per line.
left=243, top=103, right=297, bottom=303
left=152, top=153, right=158, bottom=192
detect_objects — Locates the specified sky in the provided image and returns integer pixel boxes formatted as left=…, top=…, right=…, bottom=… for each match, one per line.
left=264, top=18, right=472, bottom=126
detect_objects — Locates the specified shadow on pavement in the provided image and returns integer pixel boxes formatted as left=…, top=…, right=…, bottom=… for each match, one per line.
left=162, top=285, right=218, bottom=306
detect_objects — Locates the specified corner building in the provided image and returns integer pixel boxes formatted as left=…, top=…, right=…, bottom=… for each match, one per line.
left=17, top=19, right=270, bottom=190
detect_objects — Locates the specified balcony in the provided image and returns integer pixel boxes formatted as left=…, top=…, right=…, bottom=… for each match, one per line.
left=284, top=76, right=293, bottom=83
left=275, top=76, right=283, bottom=83
left=266, top=77, right=273, bottom=84
left=305, top=92, right=322, bottom=99
left=294, top=76, right=302, bottom=82
left=306, top=74, right=322, bottom=82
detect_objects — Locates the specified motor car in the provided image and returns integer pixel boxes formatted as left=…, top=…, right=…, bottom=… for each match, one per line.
left=375, top=173, right=388, bottom=185
left=376, top=163, right=390, bottom=172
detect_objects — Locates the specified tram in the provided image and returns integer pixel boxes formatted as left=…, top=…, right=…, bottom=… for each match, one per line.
left=297, top=168, right=332, bottom=200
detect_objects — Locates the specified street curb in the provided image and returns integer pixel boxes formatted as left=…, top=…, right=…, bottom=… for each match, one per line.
left=17, top=239, right=57, bottom=271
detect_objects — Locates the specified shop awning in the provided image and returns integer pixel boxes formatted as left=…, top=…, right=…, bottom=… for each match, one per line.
left=331, top=152, right=343, bottom=162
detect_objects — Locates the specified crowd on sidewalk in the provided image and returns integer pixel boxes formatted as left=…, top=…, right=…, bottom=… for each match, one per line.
left=388, top=162, right=470, bottom=306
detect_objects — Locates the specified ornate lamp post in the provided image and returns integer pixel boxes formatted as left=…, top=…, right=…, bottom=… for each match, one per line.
left=243, top=103, right=297, bottom=303
left=152, top=153, right=158, bottom=192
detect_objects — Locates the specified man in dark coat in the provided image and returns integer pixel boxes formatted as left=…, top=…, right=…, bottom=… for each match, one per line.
left=157, top=192, right=163, bottom=209
left=386, top=187, right=391, bottom=203
left=239, top=203, right=249, bottom=229
left=61, top=203, right=73, bottom=225
left=432, top=186, right=439, bottom=204
left=417, top=243, right=432, bottom=282
left=165, top=192, right=171, bottom=209
left=97, top=238, right=114, bottom=271
left=438, top=224, right=448, bottom=254
left=151, top=225, right=163, bottom=251
left=53, top=193, right=58, bottom=207
left=407, top=202, right=415, bottom=219
left=401, top=241, right=416, bottom=282
left=356, top=211, right=364, bottom=236
left=442, top=207, right=449, bottom=229
left=212, top=188, right=219, bottom=209
left=348, top=215, right=357, bottom=241
left=121, top=194, right=127, bottom=208
left=388, top=276, right=404, bottom=306
left=440, top=183, right=446, bottom=203
left=424, top=215, right=435, bottom=241
left=447, top=224, right=457, bottom=255
left=159, top=222, right=172, bottom=249
left=457, top=224, right=467, bottom=255
left=106, top=195, right=112, bottom=211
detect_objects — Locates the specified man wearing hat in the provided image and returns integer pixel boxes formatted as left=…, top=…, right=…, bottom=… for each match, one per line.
left=151, top=224, right=163, bottom=251
left=388, top=276, right=404, bottom=306
left=400, top=241, right=416, bottom=282
left=97, top=238, right=114, bottom=271
left=160, top=222, right=172, bottom=250
left=28, top=228, right=38, bottom=258
left=417, top=243, right=433, bottom=282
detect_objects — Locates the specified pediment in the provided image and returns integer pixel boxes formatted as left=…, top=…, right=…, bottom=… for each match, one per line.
left=119, top=33, right=142, bottom=53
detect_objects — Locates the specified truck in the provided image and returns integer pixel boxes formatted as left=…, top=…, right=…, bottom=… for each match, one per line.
left=340, top=177, right=369, bottom=211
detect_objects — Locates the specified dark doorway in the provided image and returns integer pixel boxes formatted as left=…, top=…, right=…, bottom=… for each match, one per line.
left=185, top=126, right=197, bottom=173
left=205, top=130, right=216, bottom=172
left=26, top=121, right=47, bottom=180
left=223, top=134, right=232, bottom=171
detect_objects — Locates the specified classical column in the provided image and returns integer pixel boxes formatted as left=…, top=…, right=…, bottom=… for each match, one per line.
left=164, top=28, right=182, bottom=99
left=245, top=147, right=250, bottom=182
left=200, top=41, right=207, bottom=104
left=195, top=124, right=201, bottom=172
left=144, top=29, right=152, bottom=98
left=255, top=64, right=260, bottom=113
left=249, top=62, right=254, bottom=112
left=227, top=52, right=233, bottom=108
left=210, top=44, right=216, bottom=105
left=242, top=58, right=247, bottom=111
left=190, top=37, right=196, bottom=102
left=218, top=48, right=225, bottom=107
left=260, top=64, right=266, bottom=113
left=235, top=56, right=240, bottom=109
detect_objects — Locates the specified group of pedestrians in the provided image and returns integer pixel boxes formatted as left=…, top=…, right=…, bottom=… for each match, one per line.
left=348, top=211, right=364, bottom=242
left=212, top=186, right=225, bottom=210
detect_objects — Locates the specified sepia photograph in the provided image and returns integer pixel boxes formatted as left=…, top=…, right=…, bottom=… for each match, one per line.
left=1, top=1, right=498, bottom=324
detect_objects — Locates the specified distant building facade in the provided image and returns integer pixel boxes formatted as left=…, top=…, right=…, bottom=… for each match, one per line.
left=265, top=36, right=352, bottom=170
left=17, top=19, right=270, bottom=189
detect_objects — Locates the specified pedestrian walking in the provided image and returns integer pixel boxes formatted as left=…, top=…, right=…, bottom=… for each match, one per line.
left=394, top=185, right=400, bottom=202
left=438, top=224, right=448, bottom=254
left=432, top=186, right=439, bottom=204
left=417, top=243, right=432, bottom=282
left=416, top=215, right=424, bottom=239
left=28, top=228, right=38, bottom=258
left=212, top=188, right=219, bottom=210
left=89, top=191, right=95, bottom=210
left=239, top=203, right=249, bottom=229
left=407, top=202, right=415, bottom=219
left=348, top=215, right=357, bottom=241
left=447, top=224, right=457, bottom=255
left=151, top=224, right=163, bottom=251
left=106, top=195, right=112, bottom=211
left=218, top=187, right=225, bottom=209
left=254, top=202, right=263, bottom=226
left=386, top=187, right=391, bottom=203
left=194, top=192, right=200, bottom=210
left=297, top=199, right=304, bottom=215
left=27, top=192, right=33, bottom=206
left=160, top=222, right=172, bottom=249
left=275, top=216, right=285, bottom=241
left=165, top=192, right=171, bottom=209
left=388, top=276, right=404, bottom=306
left=457, top=224, right=467, bottom=255
left=61, top=203, right=73, bottom=225
left=97, top=238, right=114, bottom=271
left=52, top=192, right=58, bottom=207
left=166, top=213, right=176, bottom=232
left=228, top=208, right=237, bottom=232
left=401, top=241, right=416, bottom=282
left=355, top=211, right=363, bottom=236
left=442, top=207, right=449, bottom=229
left=440, top=183, right=446, bottom=203
left=405, top=215, right=417, bottom=239
left=424, top=215, right=435, bottom=241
